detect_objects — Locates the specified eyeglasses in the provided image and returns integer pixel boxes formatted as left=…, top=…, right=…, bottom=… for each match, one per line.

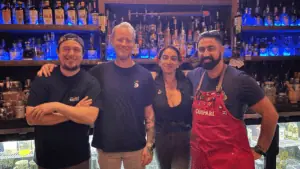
left=61, top=46, right=82, bottom=53
left=198, top=46, right=217, bottom=53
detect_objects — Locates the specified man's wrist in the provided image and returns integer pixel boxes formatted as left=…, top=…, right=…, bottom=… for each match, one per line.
left=254, top=145, right=267, bottom=156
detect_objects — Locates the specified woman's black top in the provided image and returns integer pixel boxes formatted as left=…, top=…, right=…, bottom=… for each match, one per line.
left=153, top=73, right=193, bottom=133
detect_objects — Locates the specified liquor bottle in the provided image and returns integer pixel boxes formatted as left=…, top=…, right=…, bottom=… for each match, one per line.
left=193, top=18, right=200, bottom=44
left=157, top=16, right=164, bottom=51
left=42, top=0, right=53, bottom=25
left=67, top=0, right=77, bottom=25
left=88, top=33, right=98, bottom=60
left=172, top=17, right=180, bottom=49
left=273, top=6, right=281, bottom=26
left=78, top=1, right=87, bottom=25
left=234, top=0, right=242, bottom=36
left=34, top=38, right=44, bottom=60
left=295, top=36, right=300, bottom=55
left=17, top=39, right=23, bottom=57
left=290, top=1, right=298, bottom=26
left=283, top=36, right=295, bottom=56
left=149, top=15, right=157, bottom=59
left=23, top=79, right=31, bottom=105
left=263, top=4, right=273, bottom=26
left=201, top=16, right=207, bottom=32
left=280, top=6, right=289, bottom=26
left=54, top=0, right=65, bottom=25
left=254, top=0, right=263, bottom=26
left=259, top=38, right=268, bottom=56
left=179, top=22, right=186, bottom=58
left=269, top=37, right=280, bottom=56
left=215, top=10, right=221, bottom=31
left=11, top=0, right=17, bottom=24
left=10, top=42, right=21, bottom=60
left=1, top=0, right=12, bottom=24
left=186, top=16, right=195, bottom=58
left=0, top=39, right=9, bottom=60
left=90, top=0, right=98, bottom=25
left=28, top=0, right=38, bottom=24
left=164, top=21, right=171, bottom=47
left=246, top=8, right=254, bottom=26
left=242, top=7, right=248, bottom=26
left=50, top=33, right=57, bottom=60
left=105, top=35, right=116, bottom=60
left=23, top=41, right=34, bottom=60
left=252, top=38, right=259, bottom=56
left=15, top=1, right=24, bottom=24
left=223, top=30, right=232, bottom=58
left=99, top=13, right=107, bottom=33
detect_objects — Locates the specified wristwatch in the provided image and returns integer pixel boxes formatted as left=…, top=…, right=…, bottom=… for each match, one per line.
left=254, top=145, right=267, bottom=157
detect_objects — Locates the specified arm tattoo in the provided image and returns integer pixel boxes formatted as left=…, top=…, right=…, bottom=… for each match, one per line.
left=145, top=110, right=155, bottom=145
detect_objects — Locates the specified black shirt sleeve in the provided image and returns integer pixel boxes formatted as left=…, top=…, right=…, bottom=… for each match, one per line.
left=27, top=76, right=49, bottom=107
left=144, top=72, right=156, bottom=107
left=85, top=77, right=102, bottom=109
left=238, top=73, right=265, bottom=107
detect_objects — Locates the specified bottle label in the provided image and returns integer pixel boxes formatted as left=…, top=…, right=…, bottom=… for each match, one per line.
left=55, top=9, right=65, bottom=25
left=16, top=9, right=24, bottom=24
left=2, top=9, right=12, bottom=24
left=91, top=13, right=98, bottom=25
left=88, top=50, right=97, bottom=59
left=67, top=10, right=77, bottom=25
left=10, top=51, right=19, bottom=60
left=43, top=9, right=53, bottom=24
left=78, top=10, right=87, bottom=25
left=29, top=10, right=38, bottom=24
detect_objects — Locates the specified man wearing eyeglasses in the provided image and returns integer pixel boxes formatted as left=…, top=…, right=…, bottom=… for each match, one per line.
left=187, top=31, right=278, bottom=169
left=26, top=33, right=101, bottom=169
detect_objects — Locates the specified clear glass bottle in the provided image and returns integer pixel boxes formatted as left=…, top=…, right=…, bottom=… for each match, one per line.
left=28, top=0, right=38, bottom=25
left=88, top=33, right=98, bottom=60
left=264, top=81, right=276, bottom=104
left=78, top=1, right=87, bottom=25
left=263, top=4, right=273, bottom=26
left=90, top=0, right=98, bottom=25
left=269, top=37, right=280, bottom=56
left=280, top=6, right=289, bottom=26
left=54, top=0, right=65, bottom=25
left=10, top=43, right=21, bottom=60
left=273, top=6, right=281, bottom=26
left=1, top=0, right=12, bottom=24
left=15, top=1, right=24, bottom=24
left=67, top=0, right=77, bottom=25
left=42, top=0, right=53, bottom=25
left=34, top=38, right=45, bottom=60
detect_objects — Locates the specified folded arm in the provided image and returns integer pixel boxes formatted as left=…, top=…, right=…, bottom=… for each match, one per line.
left=54, top=102, right=99, bottom=125
left=26, top=106, right=68, bottom=126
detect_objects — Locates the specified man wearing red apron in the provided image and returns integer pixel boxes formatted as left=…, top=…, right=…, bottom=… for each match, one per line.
left=187, top=31, right=279, bottom=169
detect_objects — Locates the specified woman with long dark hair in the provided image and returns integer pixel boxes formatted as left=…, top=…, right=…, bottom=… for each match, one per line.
left=152, top=46, right=193, bottom=169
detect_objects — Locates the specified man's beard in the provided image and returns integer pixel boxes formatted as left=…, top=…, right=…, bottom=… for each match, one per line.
left=61, top=64, right=80, bottom=71
left=199, top=53, right=222, bottom=70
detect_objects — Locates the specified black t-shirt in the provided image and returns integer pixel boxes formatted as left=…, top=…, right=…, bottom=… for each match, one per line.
left=27, top=67, right=101, bottom=169
left=153, top=73, right=193, bottom=133
left=90, top=61, right=156, bottom=152
left=187, top=66, right=265, bottom=120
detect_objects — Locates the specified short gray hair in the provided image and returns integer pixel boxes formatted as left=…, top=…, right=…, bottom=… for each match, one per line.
left=111, top=22, right=136, bottom=40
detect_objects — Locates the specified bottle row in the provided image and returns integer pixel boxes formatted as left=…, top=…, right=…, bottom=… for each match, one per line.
left=0, top=77, right=30, bottom=120
left=255, top=72, right=300, bottom=105
left=239, top=0, right=300, bottom=26
left=104, top=11, right=230, bottom=60
left=0, top=0, right=106, bottom=26
left=240, top=36, right=300, bottom=57
left=0, top=33, right=99, bottom=61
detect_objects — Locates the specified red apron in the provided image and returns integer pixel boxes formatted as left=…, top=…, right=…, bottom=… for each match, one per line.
left=190, top=65, right=255, bottom=169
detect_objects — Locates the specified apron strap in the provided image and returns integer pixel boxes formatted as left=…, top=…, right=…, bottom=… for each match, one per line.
left=216, top=64, right=227, bottom=92
left=196, top=64, right=228, bottom=94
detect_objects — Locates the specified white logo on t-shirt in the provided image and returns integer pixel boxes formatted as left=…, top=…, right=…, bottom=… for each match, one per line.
left=69, top=96, right=80, bottom=102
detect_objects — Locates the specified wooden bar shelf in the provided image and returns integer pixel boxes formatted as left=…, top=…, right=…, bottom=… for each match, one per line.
left=0, top=25, right=100, bottom=33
